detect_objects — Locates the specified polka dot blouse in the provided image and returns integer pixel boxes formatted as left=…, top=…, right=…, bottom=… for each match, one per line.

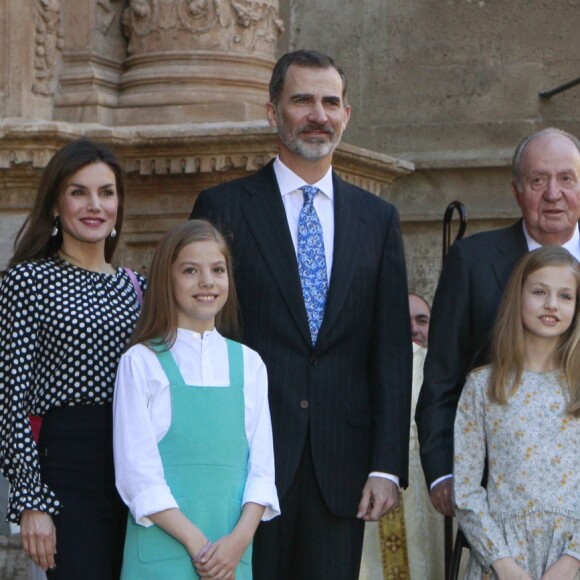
left=0, top=256, right=146, bottom=522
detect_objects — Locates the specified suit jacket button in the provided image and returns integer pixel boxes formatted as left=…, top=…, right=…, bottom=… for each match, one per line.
left=309, top=356, right=318, bottom=366
left=299, top=400, right=309, bottom=409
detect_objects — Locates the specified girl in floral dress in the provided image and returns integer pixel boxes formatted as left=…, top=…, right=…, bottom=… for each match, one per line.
left=454, top=246, right=580, bottom=580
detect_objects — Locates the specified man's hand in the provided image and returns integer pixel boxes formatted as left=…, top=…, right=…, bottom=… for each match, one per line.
left=540, top=555, right=580, bottom=580
left=20, top=510, right=57, bottom=572
left=356, top=477, right=399, bottom=521
left=429, top=478, right=455, bottom=516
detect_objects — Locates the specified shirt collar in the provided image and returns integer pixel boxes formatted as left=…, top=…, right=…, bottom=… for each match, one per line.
left=273, top=156, right=334, bottom=201
left=522, top=221, right=580, bottom=261
left=176, top=327, right=220, bottom=341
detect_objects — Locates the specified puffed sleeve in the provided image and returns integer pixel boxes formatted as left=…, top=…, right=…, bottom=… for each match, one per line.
left=242, top=348, right=280, bottom=521
left=113, top=348, right=178, bottom=527
left=0, top=265, right=60, bottom=521
left=453, top=371, right=511, bottom=569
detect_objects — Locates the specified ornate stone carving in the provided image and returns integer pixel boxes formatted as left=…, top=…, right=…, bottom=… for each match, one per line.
left=122, top=0, right=283, bottom=56
left=123, top=151, right=277, bottom=175
left=0, top=118, right=413, bottom=275
left=32, top=0, right=64, bottom=96
left=98, top=0, right=122, bottom=34
left=116, top=0, right=282, bottom=122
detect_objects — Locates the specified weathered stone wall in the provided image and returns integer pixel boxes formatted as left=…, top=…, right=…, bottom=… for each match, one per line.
left=0, top=0, right=414, bottom=274
left=281, top=0, right=580, bottom=301
left=2, top=0, right=580, bottom=297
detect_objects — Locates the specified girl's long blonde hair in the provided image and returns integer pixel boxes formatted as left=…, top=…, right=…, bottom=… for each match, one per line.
left=489, top=246, right=580, bottom=417
left=130, top=220, right=240, bottom=349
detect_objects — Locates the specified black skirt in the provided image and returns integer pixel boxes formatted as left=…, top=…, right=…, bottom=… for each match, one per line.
left=39, top=403, right=126, bottom=580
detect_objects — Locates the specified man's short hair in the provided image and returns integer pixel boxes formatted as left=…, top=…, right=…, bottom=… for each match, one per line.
left=409, top=292, right=431, bottom=313
left=512, top=127, right=580, bottom=190
left=268, top=49, right=349, bottom=106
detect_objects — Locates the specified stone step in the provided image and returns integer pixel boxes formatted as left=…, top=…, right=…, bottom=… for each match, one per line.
left=0, top=535, right=29, bottom=580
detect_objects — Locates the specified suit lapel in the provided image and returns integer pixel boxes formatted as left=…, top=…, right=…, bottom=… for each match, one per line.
left=316, top=173, right=363, bottom=345
left=492, top=219, right=528, bottom=290
left=240, top=163, right=312, bottom=344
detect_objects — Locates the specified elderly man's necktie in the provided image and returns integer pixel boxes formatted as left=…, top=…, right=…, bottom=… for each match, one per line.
left=297, top=185, right=328, bottom=344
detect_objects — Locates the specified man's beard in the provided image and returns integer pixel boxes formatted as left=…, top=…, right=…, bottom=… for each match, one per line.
left=277, top=118, right=343, bottom=161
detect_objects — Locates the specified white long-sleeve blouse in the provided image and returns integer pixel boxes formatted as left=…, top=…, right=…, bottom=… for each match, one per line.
left=113, top=328, right=280, bottom=527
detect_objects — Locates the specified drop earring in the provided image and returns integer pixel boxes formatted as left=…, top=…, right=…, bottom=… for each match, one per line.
left=51, top=217, right=59, bottom=237
left=110, top=227, right=117, bottom=239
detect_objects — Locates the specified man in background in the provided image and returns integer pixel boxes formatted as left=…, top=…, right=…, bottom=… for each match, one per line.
left=409, top=293, right=430, bottom=349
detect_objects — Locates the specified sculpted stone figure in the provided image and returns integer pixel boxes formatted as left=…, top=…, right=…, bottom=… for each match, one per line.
left=33, top=0, right=64, bottom=96
left=122, top=0, right=281, bottom=55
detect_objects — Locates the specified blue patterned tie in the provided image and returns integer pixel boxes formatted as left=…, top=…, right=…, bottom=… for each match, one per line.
left=297, top=185, right=328, bottom=344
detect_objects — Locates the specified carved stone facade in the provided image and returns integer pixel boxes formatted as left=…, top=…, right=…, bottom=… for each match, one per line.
left=4, top=0, right=580, bottom=307
left=122, top=0, right=282, bottom=56
left=117, top=0, right=283, bottom=123
left=37, top=0, right=284, bottom=124
left=0, top=0, right=412, bottom=275
left=33, top=0, right=64, bottom=96
left=0, top=118, right=412, bottom=273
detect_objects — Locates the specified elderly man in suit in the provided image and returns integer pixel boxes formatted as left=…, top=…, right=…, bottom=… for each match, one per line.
left=191, top=49, right=412, bottom=579
left=416, top=127, right=580, bottom=516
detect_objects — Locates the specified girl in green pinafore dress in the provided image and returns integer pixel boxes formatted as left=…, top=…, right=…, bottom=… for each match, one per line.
left=113, top=221, right=280, bottom=580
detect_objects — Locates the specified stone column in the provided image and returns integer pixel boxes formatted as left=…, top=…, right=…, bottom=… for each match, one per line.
left=53, top=0, right=127, bottom=124
left=116, top=0, right=283, bottom=124
left=0, top=0, right=63, bottom=120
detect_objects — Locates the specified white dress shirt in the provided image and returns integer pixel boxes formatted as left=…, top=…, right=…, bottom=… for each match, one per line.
left=113, top=328, right=280, bottom=526
left=523, top=221, right=580, bottom=260
left=273, top=156, right=399, bottom=488
left=273, top=157, right=334, bottom=283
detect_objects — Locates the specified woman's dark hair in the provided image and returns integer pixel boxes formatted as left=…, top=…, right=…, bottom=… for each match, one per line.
left=7, top=139, right=125, bottom=270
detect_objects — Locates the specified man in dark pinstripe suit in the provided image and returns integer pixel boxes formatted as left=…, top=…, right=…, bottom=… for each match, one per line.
left=191, top=49, right=412, bottom=580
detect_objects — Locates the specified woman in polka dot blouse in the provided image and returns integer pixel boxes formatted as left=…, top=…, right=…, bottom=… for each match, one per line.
left=0, top=139, right=145, bottom=579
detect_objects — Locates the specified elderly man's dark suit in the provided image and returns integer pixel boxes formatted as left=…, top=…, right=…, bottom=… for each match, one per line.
left=415, top=220, right=528, bottom=487
left=191, top=160, right=412, bottom=575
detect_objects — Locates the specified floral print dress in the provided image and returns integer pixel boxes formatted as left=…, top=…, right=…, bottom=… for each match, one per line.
left=454, top=367, right=580, bottom=579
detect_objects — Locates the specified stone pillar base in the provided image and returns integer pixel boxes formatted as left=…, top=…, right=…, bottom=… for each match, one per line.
left=116, top=51, right=273, bottom=124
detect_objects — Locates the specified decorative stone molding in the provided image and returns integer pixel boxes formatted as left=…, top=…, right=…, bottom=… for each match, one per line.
left=97, top=0, right=123, bottom=34
left=0, top=119, right=412, bottom=178
left=0, top=118, right=413, bottom=271
left=122, top=0, right=282, bottom=56
left=0, top=118, right=412, bottom=183
left=32, top=0, right=64, bottom=96
left=116, top=0, right=283, bottom=123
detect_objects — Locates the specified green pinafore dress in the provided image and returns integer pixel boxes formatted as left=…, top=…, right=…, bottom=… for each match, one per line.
left=121, top=339, right=252, bottom=579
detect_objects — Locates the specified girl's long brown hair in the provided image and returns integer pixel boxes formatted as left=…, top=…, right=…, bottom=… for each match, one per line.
left=489, top=245, right=580, bottom=417
left=130, top=220, right=240, bottom=349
